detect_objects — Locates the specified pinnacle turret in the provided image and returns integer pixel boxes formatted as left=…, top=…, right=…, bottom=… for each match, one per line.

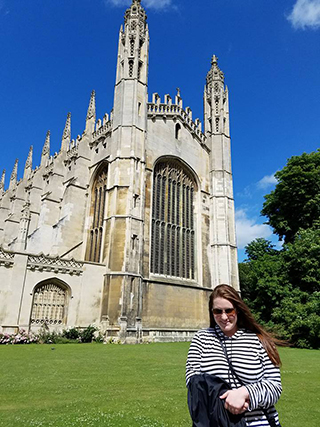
left=206, top=54, right=225, bottom=88
left=41, top=130, right=50, bottom=167
left=61, top=113, right=71, bottom=151
left=24, top=146, right=33, bottom=180
left=124, top=0, right=147, bottom=36
left=86, top=91, right=96, bottom=122
left=0, top=169, right=5, bottom=194
left=115, top=0, right=149, bottom=89
left=204, top=55, right=229, bottom=136
left=85, top=91, right=96, bottom=135
left=9, top=159, right=18, bottom=191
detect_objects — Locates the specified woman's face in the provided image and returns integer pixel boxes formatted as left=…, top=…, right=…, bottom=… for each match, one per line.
left=212, top=297, right=238, bottom=337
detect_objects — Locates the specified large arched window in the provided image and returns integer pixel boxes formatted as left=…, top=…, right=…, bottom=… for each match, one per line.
left=150, top=159, right=196, bottom=279
left=30, top=282, right=68, bottom=325
left=86, top=166, right=108, bottom=263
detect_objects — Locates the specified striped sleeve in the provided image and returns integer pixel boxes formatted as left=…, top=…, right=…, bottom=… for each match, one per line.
left=245, top=344, right=282, bottom=411
left=186, top=331, right=203, bottom=385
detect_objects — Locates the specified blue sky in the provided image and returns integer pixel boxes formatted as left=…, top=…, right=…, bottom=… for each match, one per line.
left=1, top=0, right=320, bottom=261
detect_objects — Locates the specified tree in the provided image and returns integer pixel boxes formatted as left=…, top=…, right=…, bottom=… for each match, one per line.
left=261, top=149, right=320, bottom=243
left=244, top=238, right=277, bottom=261
left=239, top=149, right=320, bottom=348
left=239, top=232, right=320, bottom=348
left=240, top=253, right=290, bottom=324
left=271, top=289, right=320, bottom=349
left=282, top=225, right=320, bottom=293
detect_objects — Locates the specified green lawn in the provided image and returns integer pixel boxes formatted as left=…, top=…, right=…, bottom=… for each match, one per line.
left=0, top=343, right=318, bottom=426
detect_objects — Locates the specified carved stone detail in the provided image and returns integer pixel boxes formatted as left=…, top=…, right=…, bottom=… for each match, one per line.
left=27, top=253, right=83, bottom=275
left=0, top=246, right=15, bottom=267
left=147, top=102, right=206, bottom=146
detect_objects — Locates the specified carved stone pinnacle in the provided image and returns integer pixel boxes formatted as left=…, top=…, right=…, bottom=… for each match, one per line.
left=211, top=55, right=218, bottom=65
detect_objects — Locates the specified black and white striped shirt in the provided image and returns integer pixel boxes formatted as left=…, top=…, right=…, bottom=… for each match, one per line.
left=186, top=326, right=282, bottom=427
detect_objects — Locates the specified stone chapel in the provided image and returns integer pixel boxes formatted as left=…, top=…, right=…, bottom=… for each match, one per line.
left=0, top=0, right=239, bottom=342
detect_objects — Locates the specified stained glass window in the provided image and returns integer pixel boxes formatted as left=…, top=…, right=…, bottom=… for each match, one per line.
left=87, top=166, right=108, bottom=263
left=150, top=160, right=196, bottom=279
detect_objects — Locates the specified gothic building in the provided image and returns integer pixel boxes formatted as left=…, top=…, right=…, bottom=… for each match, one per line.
left=0, top=0, right=238, bottom=342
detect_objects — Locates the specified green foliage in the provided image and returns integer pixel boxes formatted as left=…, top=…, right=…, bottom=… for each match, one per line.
left=240, top=245, right=290, bottom=323
left=244, top=238, right=277, bottom=261
left=261, top=149, right=320, bottom=243
left=282, top=226, right=320, bottom=293
left=38, top=324, right=101, bottom=344
left=62, top=326, right=80, bottom=341
left=240, top=233, right=320, bottom=348
left=272, top=290, right=320, bottom=349
left=38, top=325, right=76, bottom=344
left=241, top=150, right=320, bottom=348
left=79, top=325, right=98, bottom=343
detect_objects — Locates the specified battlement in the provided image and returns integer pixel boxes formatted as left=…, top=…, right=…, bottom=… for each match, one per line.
left=92, top=113, right=113, bottom=141
left=147, top=92, right=207, bottom=147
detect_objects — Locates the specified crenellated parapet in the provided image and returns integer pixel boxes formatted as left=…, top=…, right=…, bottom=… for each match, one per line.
left=92, top=114, right=112, bottom=142
left=147, top=92, right=207, bottom=148
left=42, top=161, right=54, bottom=180
left=65, top=141, right=79, bottom=165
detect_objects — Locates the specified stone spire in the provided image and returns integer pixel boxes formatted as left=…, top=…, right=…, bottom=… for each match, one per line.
left=116, top=0, right=148, bottom=83
left=61, top=112, right=71, bottom=152
left=85, top=91, right=96, bottom=134
left=23, top=146, right=33, bottom=180
left=204, top=55, right=229, bottom=136
left=86, top=91, right=96, bottom=121
left=113, top=0, right=149, bottom=128
left=203, top=54, right=238, bottom=289
left=9, top=159, right=18, bottom=191
left=0, top=169, right=5, bottom=195
left=206, top=55, right=225, bottom=90
left=41, top=130, right=50, bottom=167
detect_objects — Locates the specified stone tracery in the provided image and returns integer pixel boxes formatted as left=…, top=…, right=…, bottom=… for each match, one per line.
left=151, top=160, right=196, bottom=280
left=30, top=282, right=67, bottom=325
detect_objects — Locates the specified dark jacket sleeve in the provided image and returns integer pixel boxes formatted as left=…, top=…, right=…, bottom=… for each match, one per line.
left=187, top=374, right=246, bottom=427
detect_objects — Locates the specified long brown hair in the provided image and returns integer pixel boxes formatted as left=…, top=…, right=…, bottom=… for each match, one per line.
left=209, top=284, right=282, bottom=367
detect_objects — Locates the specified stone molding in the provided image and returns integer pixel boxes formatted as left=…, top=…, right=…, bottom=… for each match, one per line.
left=27, top=253, right=84, bottom=276
left=0, top=246, right=14, bottom=267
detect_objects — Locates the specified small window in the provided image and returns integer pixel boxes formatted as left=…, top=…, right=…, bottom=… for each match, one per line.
left=130, top=38, right=135, bottom=56
left=175, top=123, right=181, bottom=140
left=129, top=60, right=134, bottom=77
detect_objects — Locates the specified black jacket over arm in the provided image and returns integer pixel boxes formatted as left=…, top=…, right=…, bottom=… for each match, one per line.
left=187, top=374, right=246, bottom=427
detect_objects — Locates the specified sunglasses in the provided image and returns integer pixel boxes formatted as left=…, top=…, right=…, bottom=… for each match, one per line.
left=212, top=308, right=236, bottom=316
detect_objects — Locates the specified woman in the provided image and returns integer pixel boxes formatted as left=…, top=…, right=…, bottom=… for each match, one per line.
left=186, top=284, right=282, bottom=427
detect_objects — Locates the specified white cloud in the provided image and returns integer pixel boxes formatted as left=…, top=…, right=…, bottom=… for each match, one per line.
left=287, top=0, right=320, bottom=29
left=237, top=172, right=277, bottom=199
left=257, top=173, right=277, bottom=189
left=235, top=209, right=272, bottom=249
left=106, top=0, right=172, bottom=10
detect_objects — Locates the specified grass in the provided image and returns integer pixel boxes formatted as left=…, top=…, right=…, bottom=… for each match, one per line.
left=0, top=343, right=319, bottom=426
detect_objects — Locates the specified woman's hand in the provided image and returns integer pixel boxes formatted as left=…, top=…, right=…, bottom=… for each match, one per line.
left=220, top=386, right=250, bottom=415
